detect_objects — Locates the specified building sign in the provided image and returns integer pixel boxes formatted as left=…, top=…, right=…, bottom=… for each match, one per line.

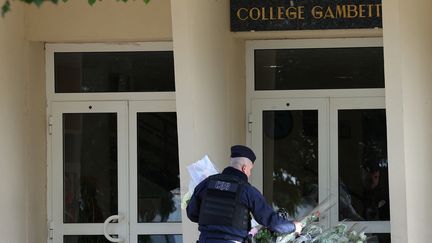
left=230, top=0, right=382, bottom=31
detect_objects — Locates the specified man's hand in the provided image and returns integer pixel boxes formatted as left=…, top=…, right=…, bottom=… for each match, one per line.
left=248, top=225, right=261, bottom=237
left=293, top=221, right=303, bottom=235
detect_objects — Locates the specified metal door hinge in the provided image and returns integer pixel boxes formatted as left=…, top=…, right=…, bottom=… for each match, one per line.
left=48, top=116, right=53, bottom=135
left=248, top=113, right=253, bottom=133
left=48, top=221, right=54, bottom=240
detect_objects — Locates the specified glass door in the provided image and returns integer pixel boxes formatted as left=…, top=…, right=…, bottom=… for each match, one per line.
left=50, top=101, right=182, bottom=243
left=330, top=97, right=390, bottom=242
left=251, top=97, right=390, bottom=242
left=251, top=98, right=330, bottom=225
left=51, top=101, right=128, bottom=243
left=128, top=101, right=182, bottom=243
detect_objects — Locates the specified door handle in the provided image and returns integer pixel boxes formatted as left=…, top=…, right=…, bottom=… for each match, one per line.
left=103, top=214, right=124, bottom=243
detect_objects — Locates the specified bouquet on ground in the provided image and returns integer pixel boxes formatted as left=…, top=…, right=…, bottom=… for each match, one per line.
left=253, top=197, right=368, bottom=243
left=181, top=155, right=219, bottom=209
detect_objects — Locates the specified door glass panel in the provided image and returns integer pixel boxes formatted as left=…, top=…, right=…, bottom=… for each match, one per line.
left=64, top=235, right=115, bottom=243
left=63, top=113, right=118, bottom=223
left=263, top=110, right=319, bottom=218
left=338, top=109, right=389, bottom=222
left=63, top=235, right=116, bottom=243
left=255, top=47, right=384, bottom=90
left=138, top=234, right=182, bottom=243
left=366, top=233, right=391, bottom=243
left=55, top=51, right=175, bottom=93
left=137, top=112, right=181, bottom=223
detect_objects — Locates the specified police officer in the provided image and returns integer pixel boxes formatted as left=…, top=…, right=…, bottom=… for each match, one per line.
left=187, top=145, right=303, bottom=243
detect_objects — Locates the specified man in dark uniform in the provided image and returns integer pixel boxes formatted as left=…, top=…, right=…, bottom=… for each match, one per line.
left=187, top=145, right=302, bottom=243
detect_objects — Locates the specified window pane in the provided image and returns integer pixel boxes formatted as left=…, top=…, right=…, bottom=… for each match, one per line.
left=255, top=48, right=384, bottom=90
left=64, top=235, right=115, bottom=243
left=63, top=113, right=118, bottom=223
left=263, top=110, right=318, bottom=218
left=55, top=51, right=175, bottom=93
left=338, top=109, right=390, bottom=222
left=138, top=234, right=182, bottom=243
left=137, top=113, right=181, bottom=223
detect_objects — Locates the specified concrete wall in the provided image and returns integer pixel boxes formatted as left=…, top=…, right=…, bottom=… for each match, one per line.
left=383, top=0, right=432, bottom=242
left=25, top=0, right=173, bottom=42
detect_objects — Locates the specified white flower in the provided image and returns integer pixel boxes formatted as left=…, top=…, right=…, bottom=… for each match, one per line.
left=359, top=232, right=367, bottom=240
left=181, top=191, right=192, bottom=210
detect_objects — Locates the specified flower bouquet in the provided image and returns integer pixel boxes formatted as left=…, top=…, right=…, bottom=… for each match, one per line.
left=253, top=197, right=368, bottom=243
left=181, top=155, right=219, bottom=209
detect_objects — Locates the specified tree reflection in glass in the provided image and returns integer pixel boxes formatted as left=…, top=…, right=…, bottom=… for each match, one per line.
left=263, top=110, right=319, bottom=219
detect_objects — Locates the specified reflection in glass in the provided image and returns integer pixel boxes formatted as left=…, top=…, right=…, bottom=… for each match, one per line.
left=263, top=110, right=319, bottom=218
left=255, top=47, right=384, bottom=90
left=338, top=109, right=390, bottom=222
left=138, top=234, right=182, bottom=243
left=55, top=51, right=175, bottom=93
left=366, top=233, right=391, bottom=243
left=64, top=235, right=115, bottom=243
left=137, top=113, right=181, bottom=223
left=63, top=113, right=118, bottom=223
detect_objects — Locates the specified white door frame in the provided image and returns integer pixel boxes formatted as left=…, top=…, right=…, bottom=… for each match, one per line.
left=46, top=42, right=179, bottom=243
left=50, top=101, right=129, bottom=242
left=245, top=37, right=388, bottom=234
left=50, top=100, right=182, bottom=243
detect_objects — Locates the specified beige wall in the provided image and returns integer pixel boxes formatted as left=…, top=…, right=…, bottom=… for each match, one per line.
left=171, top=0, right=246, bottom=241
left=25, top=0, right=172, bottom=42
left=21, top=1, right=246, bottom=242
left=0, top=4, right=46, bottom=243
left=26, top=41, right=47, bottom=243
left=0, top=4, right=28, bottom=242
left=383, top=0, right=432, bottom=242
left=7, top=1, right=419, bottom=243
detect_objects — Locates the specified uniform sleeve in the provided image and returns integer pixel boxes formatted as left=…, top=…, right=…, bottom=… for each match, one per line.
left=246, top=186, right=296, bottom=234
left=186, top=180, right=207, bottom=223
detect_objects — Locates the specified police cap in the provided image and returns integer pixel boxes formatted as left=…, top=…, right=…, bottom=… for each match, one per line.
left=230, top=145, right=256, bottom=163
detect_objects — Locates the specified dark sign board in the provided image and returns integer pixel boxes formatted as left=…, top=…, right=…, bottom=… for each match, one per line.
left=230, top=0, right=382, bottom=31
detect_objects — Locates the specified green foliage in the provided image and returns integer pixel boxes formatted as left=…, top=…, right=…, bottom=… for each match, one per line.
left=1, top=0, right=150, bottom=17
left=1, top=0, right=9, bottom=17
left=255, top=218, right=367, bottom=243
left=254, top=228, right=274, bottom=243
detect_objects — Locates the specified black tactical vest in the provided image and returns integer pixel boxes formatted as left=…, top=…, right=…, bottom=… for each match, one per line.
left=198, top=174, right=250, bottom=231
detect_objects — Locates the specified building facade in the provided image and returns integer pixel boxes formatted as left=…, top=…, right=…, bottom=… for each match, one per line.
left=0, top=0, right=431, bottom=243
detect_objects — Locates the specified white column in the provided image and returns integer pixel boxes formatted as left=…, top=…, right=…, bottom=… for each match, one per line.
left=383, top=0, right=432, bottom=242
left=171, top=1, right=245, bottom=242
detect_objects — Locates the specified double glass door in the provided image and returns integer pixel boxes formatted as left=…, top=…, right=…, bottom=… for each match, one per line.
left=251, top=97, right=390, bottom=241
left=50, top=101, right=182, bottom=243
